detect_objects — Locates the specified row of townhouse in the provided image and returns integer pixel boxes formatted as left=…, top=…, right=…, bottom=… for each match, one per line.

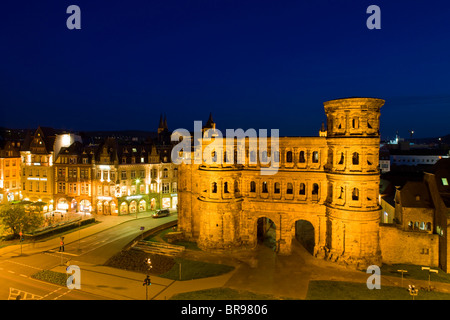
left=0, top=119, right=178, bottom=216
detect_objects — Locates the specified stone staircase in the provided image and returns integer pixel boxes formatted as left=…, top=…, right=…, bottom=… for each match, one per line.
left=132, top=240, right=185, bottom=257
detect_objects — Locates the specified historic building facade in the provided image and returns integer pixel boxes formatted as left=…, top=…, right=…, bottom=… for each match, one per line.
left=177, top=97, right=385, bottom=269
left=0, top=140, right=22, bottom=204
left=20, top=127, right=57, bottom=209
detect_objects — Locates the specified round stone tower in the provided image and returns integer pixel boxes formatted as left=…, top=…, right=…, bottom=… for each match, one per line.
left=324, top=97, right=384, bottom=269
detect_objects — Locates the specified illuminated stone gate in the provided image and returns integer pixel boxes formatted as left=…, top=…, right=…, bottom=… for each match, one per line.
left=177, top=97, right=384, bottom=269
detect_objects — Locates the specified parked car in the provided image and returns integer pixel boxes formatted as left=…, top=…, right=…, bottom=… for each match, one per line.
left=152, top=209, right=170, bottom=218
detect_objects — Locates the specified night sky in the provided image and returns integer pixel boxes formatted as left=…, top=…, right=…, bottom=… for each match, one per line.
left=1, top=0, right=449, bottom=140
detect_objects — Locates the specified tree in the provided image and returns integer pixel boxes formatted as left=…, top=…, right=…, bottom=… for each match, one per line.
left=0, top=204, right=44, bottom=238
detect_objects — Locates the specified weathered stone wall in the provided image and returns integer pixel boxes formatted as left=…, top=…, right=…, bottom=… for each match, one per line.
left=380, top=224, right=439, bottom=267
left=177, top=97, right=385, bottom=270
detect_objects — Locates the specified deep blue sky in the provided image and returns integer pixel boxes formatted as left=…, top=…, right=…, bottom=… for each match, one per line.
left=1, top=0, right=449, bottom=140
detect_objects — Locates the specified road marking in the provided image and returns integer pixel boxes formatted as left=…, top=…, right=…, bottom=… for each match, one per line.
left=40, top=287, right=63, bottom=300
left=9, top=287, right=43, bottom=300
left=4, top=259, right=43, bottom=271
left=53, top=289, right=71, bottom=300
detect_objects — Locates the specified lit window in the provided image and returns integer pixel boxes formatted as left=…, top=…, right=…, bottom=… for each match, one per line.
left=442, top=178, right=449, bottom=186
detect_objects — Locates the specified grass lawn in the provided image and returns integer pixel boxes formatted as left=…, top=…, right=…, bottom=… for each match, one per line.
left=305, top=280, right=450, bottom=300
left=159, top=258, right=235, bottom=281
left=170, top=287, right=284, bottom=300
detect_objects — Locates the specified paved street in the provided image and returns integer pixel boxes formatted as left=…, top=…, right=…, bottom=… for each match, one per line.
left=0, top=211, right=177, bottom=300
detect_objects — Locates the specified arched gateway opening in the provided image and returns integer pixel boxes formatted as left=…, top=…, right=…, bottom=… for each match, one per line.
left=294, top=220, right=315, bottom=255
left=257, top=217, right=277, bottom=251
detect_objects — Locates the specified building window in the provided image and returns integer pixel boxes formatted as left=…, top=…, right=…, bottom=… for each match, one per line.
left=273, top=151, right=280, bottom=163
left=299, top=151, right=305, bottom=163
left=131, top=171, right=136, bottom=179
left=352, top=152, right=359, bottom=165
left=352, top=188, right=359, bottom=201
left=224, top=182, right=229, bottom=193
left=261, top=151, right=268, bottom=163
left=312, top=151, right=319, bottom=163
left=262, top=181, right=268, bottom=193
left=338, top=152, right=344, bottom=165
left=250, top=151, right=257, bottom=163
left=312, top=183, right=319, bottom=195
left=121, top=171, right=127, bottom=180
left=250, top=181, right=256, bottom=193
left=163, top=168, right=168, bottom=178
left=162, top=183, right=170, bottom=194
left=286, top=151, right=293, bottom=163
left=286, top=183, right=293, bottom=194
left=299, top=183, right=306, bottom=195
left=338, top=186, right=344, bottom=199
left=274, top=182, right=280, bottom=194
left=442, top=178, right=449, bottom=186
left=212, top=182, right=217, bottom=193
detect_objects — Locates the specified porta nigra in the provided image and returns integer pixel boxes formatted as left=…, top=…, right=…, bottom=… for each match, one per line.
left=177, top=97, right=384, bottom=269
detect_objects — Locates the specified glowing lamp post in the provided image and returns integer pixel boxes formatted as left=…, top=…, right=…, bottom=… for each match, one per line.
left=397, top=269, right=408, bottom=288
left=421, top=266, right=438, bottom=291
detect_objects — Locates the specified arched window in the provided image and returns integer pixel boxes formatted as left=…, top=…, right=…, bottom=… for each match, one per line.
left=352, top=118, right=359, bottom=129
left=299, top=151, right=305, bottom=163
left=352, top=188, right=359, bottom=200
left=352, top=152, right=359, bottom=165
left=250, top=151, right=257, bottom=163
left=312, top=151, right=319, bottom=163
left=286, top=151, right=293, bottom=163
left=338, top=152, right=344, bottom=165
left=250, top=181, right=256, bottom=193
left=273, top=151, right=280, bottom=163
left=274, top=182, right=280, bottom=194
left=262, top=181, right=268, bottom=193
left=261, top=151, right=268, bottom=163
left=299, top=183, right=306, bottom=195
left=338, top=186, right=344, bottom=199
left=212, top=182, right=217, bottom=193
left=312, top=183, right=319, bottom=195
left=287, top=183, right=293, bottom=194
left=224, top=182, right=229, bottom=193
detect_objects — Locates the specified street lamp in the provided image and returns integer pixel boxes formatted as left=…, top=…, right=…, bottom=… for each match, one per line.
left=397, top=269, right=408, bottom=288
left=421, top=266, right=438, bottom=291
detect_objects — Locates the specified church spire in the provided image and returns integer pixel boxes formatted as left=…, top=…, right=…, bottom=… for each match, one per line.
left=158, top=114, right=164, bottom=134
